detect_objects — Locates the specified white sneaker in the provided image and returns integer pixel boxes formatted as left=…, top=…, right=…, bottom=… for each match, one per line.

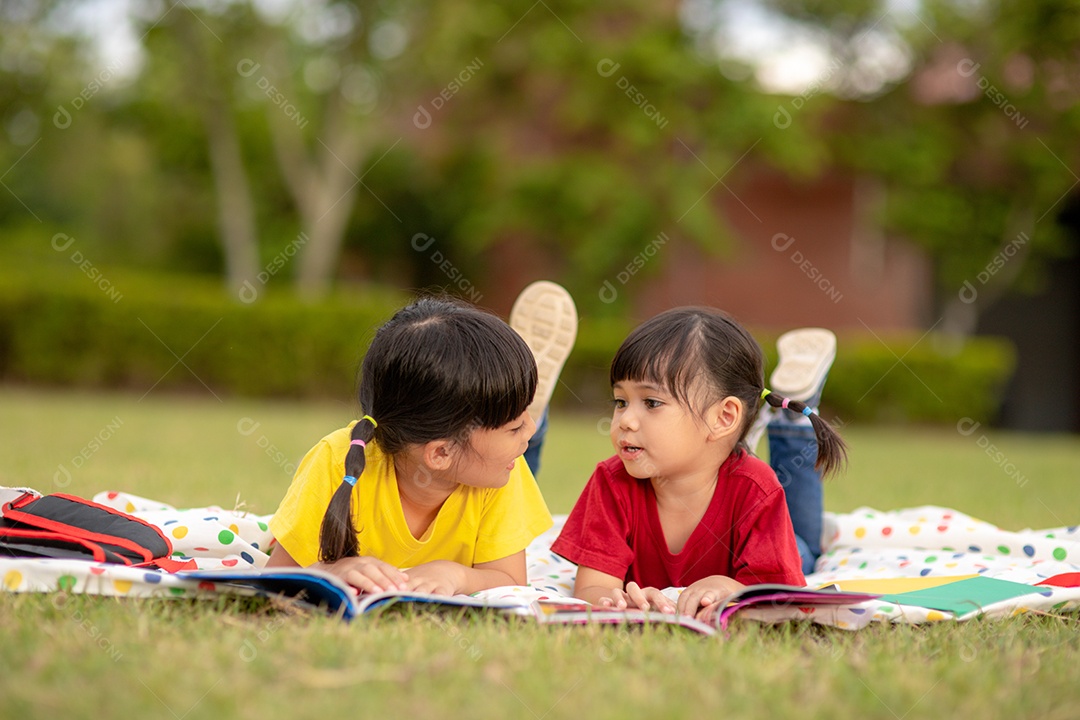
left=770, top=328, right=836, bottom=405
left=745, top=328, right=836, bottom=453
left=509, top=281, right=578, bottom=423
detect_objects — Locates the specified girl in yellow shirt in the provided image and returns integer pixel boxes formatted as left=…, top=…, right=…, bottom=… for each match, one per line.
left=267, top=296, right=553, bottom=595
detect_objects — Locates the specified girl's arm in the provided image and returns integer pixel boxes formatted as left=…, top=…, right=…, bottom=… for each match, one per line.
left=265, top=540, right=409, bottom=593
left=405, top=550, right=527, bottom=595
left=573, top=566, right=675, bottom=613
left=264, top=542, right=300, bottom=567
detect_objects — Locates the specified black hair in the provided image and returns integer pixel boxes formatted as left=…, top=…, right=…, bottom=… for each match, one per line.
left=318, top=296, right=538, bottom=562
left=610, top=306, right=846, bottom=477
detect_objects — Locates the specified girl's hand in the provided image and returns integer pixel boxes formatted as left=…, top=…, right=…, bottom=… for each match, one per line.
left=677, top=575, right=744, bottom=617
left=599, top=581, right=676, bottom=613
left=315, top=556, right=409, bottom=594
left=403, top=560, right=468, bottom=596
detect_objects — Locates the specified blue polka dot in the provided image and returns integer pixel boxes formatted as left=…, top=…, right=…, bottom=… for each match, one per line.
left=977, top=567, right=988, bottom=573
left=968, top=545, right=981, bottom=552
left=143, top=572, right=162, bottom=584
left=1068, top=526, right=1077, bottom=533
left=952, top=553, right=965, bottom=559
left=919, top=568, right=932, bottom=576
left=1038, top=590, right=1053, bottom=597
left=1023, top=545, right=1035, bottom=557
left=850, top=608, right=867, bottom=615
left=240, top=552, right=254, bottom=564
left=251, top=542, right=259, bottom=550
left=203, top=516, right=218, bottom=521
left=163, top=520, right=177, bottom=526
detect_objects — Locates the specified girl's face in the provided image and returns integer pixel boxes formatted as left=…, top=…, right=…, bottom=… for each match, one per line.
left=610, top=380, right=720, bottom=482
left=449, top=410, right=536, bottom=488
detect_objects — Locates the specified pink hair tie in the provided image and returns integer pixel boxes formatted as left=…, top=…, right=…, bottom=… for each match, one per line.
left=781, top=398, right=791, bottom=409
left=351, top=439, right=367, bottom=448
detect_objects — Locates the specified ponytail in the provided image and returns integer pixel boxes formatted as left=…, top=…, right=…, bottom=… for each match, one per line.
left=318, top=415, right=378, bottom=563
left=761, top=391, right=847, bottom=478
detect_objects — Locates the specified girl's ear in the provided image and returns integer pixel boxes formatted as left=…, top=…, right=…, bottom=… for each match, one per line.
left=420, top=439, right=457, bottom=471
left=707, top=396, right=743, bottom=441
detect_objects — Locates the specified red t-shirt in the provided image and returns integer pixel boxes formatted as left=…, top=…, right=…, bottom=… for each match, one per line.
left=551, top=451, right=805, bottom=588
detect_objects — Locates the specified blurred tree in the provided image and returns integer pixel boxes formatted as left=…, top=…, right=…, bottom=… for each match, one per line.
left=755, top=0, right=1080, bottom=336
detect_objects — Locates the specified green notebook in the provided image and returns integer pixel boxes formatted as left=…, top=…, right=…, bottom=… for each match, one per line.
left=879, top=576, right=1042, bottom=617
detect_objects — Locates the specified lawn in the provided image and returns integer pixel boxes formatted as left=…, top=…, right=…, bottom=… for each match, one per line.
left=1, top=387, right=1078, bottom=720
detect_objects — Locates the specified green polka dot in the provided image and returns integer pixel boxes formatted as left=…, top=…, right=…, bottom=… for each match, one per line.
left=1047, top=533, right=1055, bottom=539
left=1052, top=601, right=1067, bottom=610
left=859, top=561, right=868, bottom=569
left=57, top=575, right=76, bottom=591
left=942, top=547, right=954, bottom=552
left=218, top=529, right=235, bottom=545
left=257, top=521, right=268, bottom=531
left=1053, top=547, right=1067, bottom=561
left=168, top=587, right=186, bottom=596
left=997, top=545, right=1010, bottom=554
left=879, top=605, right=894, bottom=613
left=925, top=556, right=937, bottom=563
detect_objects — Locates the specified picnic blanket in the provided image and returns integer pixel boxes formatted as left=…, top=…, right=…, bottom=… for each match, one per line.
left=2, top=490, right=1079, bottom=629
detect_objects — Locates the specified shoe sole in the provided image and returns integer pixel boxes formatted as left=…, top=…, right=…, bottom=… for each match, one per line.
left=770, top=328, right=836, bottom=403
left=509, top=281, right=578, bottom=422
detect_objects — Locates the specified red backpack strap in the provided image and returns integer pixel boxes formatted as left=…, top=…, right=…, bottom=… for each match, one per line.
left=0, top=526, right=111, bottom=563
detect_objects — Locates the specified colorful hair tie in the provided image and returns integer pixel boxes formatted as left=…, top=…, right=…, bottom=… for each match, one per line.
left=350, top=439, right=367, bottom=448
left=343, top=475, right=358, bottom=486
left=362, top=415, right=378, bottom=429
left=781, top=398, right=791, bottom=409
left=802, top=407, right=813, bottom=417
left=760, top=388, right=771, bottom=400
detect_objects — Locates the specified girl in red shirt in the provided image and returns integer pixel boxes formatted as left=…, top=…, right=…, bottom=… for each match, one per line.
left=551, top=307, right=845, bottom=619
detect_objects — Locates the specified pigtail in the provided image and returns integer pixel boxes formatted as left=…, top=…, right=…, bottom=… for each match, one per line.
left=318, top=415, right=378, bottom=563
left=762, top=391, right=847, bottom=478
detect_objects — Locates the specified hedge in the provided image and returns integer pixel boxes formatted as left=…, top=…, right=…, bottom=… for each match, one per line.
left=0, top=269, right=1016, bottom=424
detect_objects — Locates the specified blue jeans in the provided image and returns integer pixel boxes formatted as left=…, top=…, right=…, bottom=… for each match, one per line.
left=768, top=413, right=822, bottom=575
left=523, top=407, right=549, bottom=477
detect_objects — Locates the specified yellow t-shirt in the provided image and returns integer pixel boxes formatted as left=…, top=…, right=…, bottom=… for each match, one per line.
left=269, top=423, right=553, bottom=569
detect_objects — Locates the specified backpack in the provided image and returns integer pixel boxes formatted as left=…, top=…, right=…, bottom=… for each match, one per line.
left=0, top=491, right=192, bottom=571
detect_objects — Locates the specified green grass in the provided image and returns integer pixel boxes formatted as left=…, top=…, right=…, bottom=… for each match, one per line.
left=1, top=387, right=1079, bottom=720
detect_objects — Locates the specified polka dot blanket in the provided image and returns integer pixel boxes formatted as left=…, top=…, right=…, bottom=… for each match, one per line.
left=2, top=491, right=1078, bottom=629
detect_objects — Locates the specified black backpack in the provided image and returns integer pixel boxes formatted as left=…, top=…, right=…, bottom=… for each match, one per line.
left=0, top=491, right=189, bottom=570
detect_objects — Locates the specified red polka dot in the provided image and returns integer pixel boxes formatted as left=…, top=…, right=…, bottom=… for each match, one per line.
left=194, top=547, right=209, bottom=552
left=222, top=559, right=238, bottom=567
left=943, top=513, right=952, bottom=520
left=198, top=581, right=216, bottom=591
left=89, top=567, right=105, bottom=575
left=107, top=491, right=118, bottom=499
left=882, top=527, right=893, bottom=536
left=937, top=525, right=949, bottom=532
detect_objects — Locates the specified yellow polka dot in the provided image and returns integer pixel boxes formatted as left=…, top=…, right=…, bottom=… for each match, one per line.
left=909, top=526, right=921, bottom=535
left=125, top=502, right=135, bottom=512
left=113, top=580, right=132, bottom=594
left=229, top=524, right=240, bottom=535
left=945, top=562, right=958, bottom=568
left=4, top=570, right=23, bottom=590
left=918, top=517, right=927, bottom=522
left=926, top=611, right=946, bottom=621
left=172, top=526, right=188, bottom=539
left=854, top=527, right=866, bottom=539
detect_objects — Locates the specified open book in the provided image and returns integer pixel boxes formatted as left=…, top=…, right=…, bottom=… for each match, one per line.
left=182, top=569, right=879, bottom=630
